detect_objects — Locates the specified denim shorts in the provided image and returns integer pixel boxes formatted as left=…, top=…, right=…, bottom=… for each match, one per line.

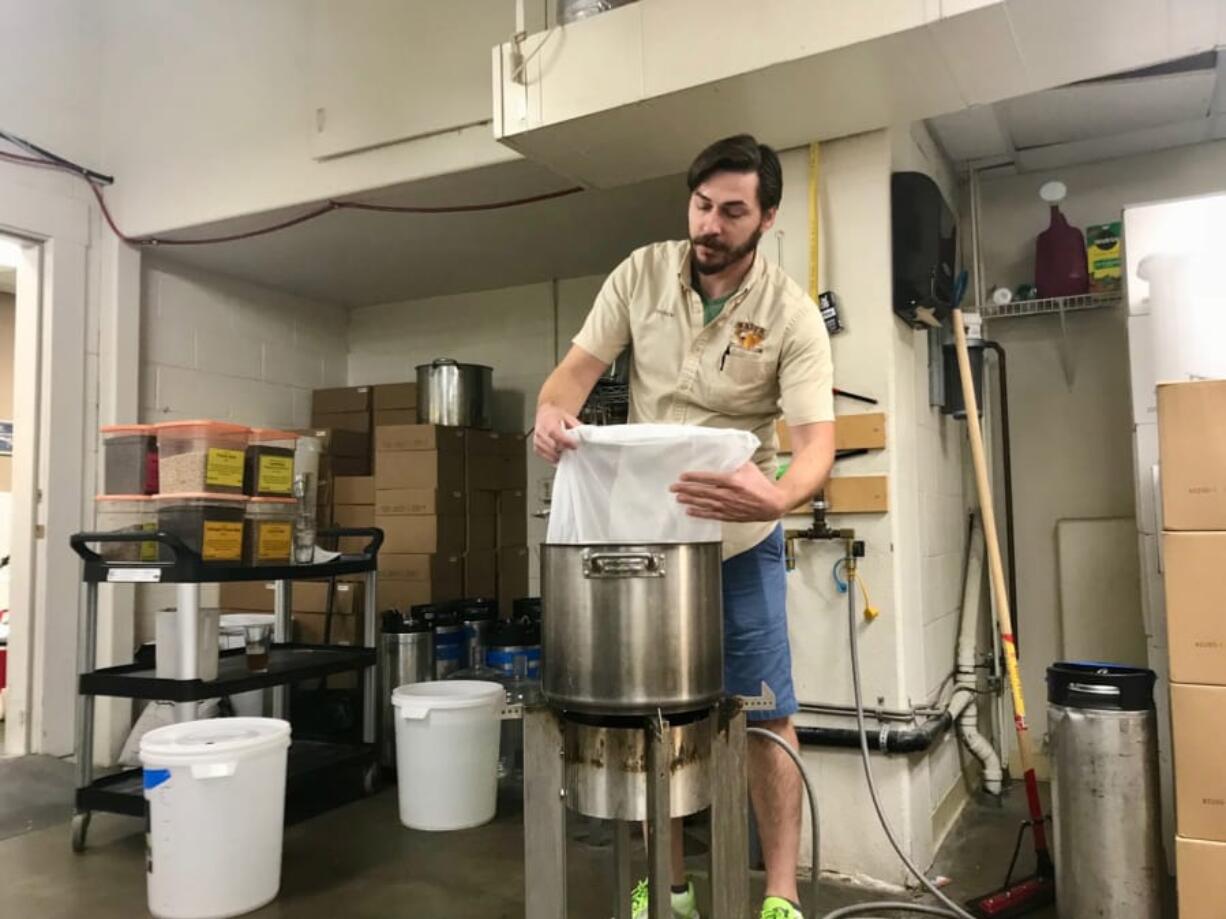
left=722, top=525, right=798, bottom=722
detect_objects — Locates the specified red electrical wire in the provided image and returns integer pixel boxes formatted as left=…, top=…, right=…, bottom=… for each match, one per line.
left=0, top=143, right=584, bottom=247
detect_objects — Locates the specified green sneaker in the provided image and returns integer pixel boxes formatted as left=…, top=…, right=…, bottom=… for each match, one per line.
left=760, top=896, right=804, bottom=919
left=628, top=878, right=701, bottom=919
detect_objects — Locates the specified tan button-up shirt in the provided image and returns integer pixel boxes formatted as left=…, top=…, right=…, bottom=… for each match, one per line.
left=573, top=240, right=835, bottom=559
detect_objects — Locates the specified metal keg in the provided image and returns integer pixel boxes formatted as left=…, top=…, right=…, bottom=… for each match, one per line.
left=1048, top=662, right=1163, bottom=919
left=540, top=542, right=723, bottom=715
left=456, top=597, right=498, bottom=671
left=416, top=603, right=464, bottom=680
left=378, top=610, right=433, bottom=767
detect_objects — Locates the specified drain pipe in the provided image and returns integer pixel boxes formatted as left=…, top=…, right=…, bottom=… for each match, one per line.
left=796, top=711, right=952, bottom=754
left=951, top=513, right=1003, bottom=795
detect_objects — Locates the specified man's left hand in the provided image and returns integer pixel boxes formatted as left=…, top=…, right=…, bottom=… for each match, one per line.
left=671, top=462, right=789, bottom=522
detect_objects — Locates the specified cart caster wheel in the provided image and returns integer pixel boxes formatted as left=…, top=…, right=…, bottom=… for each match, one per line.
left=362, top=763, right=380, bottom=796
left=71, top=812, right=92, bottom=853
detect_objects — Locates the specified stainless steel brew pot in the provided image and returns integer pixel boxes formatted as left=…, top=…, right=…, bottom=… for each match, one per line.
left=541, top=542, right=723, bottom=715
left=415, top=358, right=493, bottom=429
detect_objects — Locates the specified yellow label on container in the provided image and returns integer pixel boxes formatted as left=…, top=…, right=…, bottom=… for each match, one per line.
left=204, top=448, right=245, bottom=488
left=256, top=521, right=293, bottom=561
left=201, top=521, right=244, bottom=561
left=139, top=521, right=158, bottom=563
left=257, top=455, right=294, bottom=495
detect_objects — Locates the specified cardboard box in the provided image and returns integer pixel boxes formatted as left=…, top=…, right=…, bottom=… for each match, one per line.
left=373, top=382, right=418, bottom=411
left=469, top=489, right=498, bottom=518
left=332, top=504, right=375, bottom=528
left=375, top=423, right=465, bottom=453
left=376, top=514, right=466, bottom=554
left=374, top=409, right=418, bottom=427
left=301, top=428, right=370, bottom=458
left=497, top=544, right=531, bottom=614
left=294, top=611, right=362, bottom=645
left=374, top=451, right=465, bottom=491
left=1177, top=835, right=1226, bottom=919
left=375, top=487, right=466, bottom=517
left=1171, top=682, right=1226, bottom=841
left=311, top=410, right=371, bottom=434
left=465, top=430, right=527, bottom=457
left=467, top=514, right=497, bottom=551
left=465, top=551, right=497, bottom=596
left=376, top=579, right=435, bottom=611
left=498, top=489, right=528, bottom=546
left=379, top=552, right=462, bottom=584
left=311, top=385, right=371, bottom=415
left=333, top=476, right=374, bottom=505
left=219, top=580, right=364, bottom=615
left=325, top=455, right=372, bottom=477
left=1164, top=531, right=1226, bottom=684
left=467, top=453, right=527, bottom=490
left=1158, top=381, right=1226, bottom=530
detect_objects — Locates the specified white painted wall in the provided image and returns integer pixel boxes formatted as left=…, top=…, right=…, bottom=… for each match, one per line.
left=973, top=138, right=1226, bottom=760
left=95, top=0, right=523, bottom=236
left=135, top=257, right=348, bottom=642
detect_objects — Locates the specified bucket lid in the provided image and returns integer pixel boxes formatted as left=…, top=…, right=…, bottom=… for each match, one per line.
left=1047, top=662, right=1155, bottom=711
left=391, top=680, right=504, bottom=714
left=139, top=717, right=290, bottom=764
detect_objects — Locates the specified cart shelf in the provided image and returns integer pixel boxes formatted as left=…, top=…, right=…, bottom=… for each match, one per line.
left=79, top=643, right=375, bottom=701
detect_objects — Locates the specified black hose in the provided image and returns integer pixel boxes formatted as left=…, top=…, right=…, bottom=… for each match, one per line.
left=796, top=712, right=952, bottom=754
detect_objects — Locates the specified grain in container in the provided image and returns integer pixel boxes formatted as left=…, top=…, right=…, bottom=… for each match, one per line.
left=244, top=497, right=296, bottom=566
left=155, top=494, right=247, bottom=563
left=245, top=429, right=298, bottom=498
left=156, top=421, right=250, bottom=495
left=93, top=495, right=158, bottom=562
left=101, top=424, right=159, bottom=495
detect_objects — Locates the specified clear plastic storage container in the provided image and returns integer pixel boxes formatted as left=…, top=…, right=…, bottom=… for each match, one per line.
left=94, top=495, right=158, bottom=562
left=155, top=421, right=250, bottom=495
left=101, top=425, right=159, bottom=495
left=244, top=497, right=296, bottom=566
left=155, top=494, right=247, bottom=563
left=245, top=429, right=299, bottom=498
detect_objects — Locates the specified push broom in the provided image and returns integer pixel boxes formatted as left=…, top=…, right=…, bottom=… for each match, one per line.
left=950, top=308, right=1057, bottom=918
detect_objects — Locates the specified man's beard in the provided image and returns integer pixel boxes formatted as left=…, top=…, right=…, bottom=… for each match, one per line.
left=690, top=224, right=764, bottom=275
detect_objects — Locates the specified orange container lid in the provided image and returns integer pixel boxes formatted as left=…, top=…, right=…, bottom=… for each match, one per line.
left=153, top=493, right=249, bottom=503
left=100, top=424, right=154, bottom=435
left=248, top=497, right=296, bottom=505
left=249, top=428, right=300, bottom=441
left=94, top=494, right=154, bottom=502
left=154, top=420, right=250, bottom=436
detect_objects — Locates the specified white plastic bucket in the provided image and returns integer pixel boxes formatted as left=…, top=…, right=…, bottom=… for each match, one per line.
left=140, top=718, right=291, bottom=919
left=392, top=680, right=504, bottom=831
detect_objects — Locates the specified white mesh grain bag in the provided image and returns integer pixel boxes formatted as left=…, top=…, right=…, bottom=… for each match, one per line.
left=547, top=424, right=759, bottom=544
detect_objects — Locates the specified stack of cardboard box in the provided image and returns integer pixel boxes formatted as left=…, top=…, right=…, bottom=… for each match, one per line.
left=373, top=382, right=418, bottom=427
left=306, top=386, right=376, bottom=527
left=373, top=423, right=467, bottom=611
left=1158, top=380, right=1226, bottom=916
left=463, top=430, right=529, bottom=614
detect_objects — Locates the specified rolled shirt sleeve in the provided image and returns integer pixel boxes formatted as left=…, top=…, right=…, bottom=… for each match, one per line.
left=778, top=302, right=835, bottom=426
left=572, top=252, right=636, bottom=365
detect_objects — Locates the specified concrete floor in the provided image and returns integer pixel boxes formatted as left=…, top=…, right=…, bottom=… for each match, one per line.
left=0, top=767, right=1082, bottom=919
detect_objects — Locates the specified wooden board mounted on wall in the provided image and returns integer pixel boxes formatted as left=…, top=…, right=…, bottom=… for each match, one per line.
left=826, top=475, right=889, bottom=513
left=777, top=412, right=887, bottom=453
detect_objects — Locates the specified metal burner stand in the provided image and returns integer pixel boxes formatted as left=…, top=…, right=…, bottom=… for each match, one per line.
left=516, top=685, right=775, bottom=919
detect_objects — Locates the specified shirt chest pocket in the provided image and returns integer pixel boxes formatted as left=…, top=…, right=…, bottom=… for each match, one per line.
left=721, top=345, right=773, bottom=386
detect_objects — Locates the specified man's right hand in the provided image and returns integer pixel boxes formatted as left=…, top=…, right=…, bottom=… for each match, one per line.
left=533, top=402, right=582, bottom=464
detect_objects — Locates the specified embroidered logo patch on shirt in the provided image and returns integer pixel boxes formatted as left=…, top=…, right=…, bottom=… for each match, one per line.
left=733, top=321, right=767, bottom=351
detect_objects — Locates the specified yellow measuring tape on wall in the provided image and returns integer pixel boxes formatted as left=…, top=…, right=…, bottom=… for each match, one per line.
left=807, top=142, right=821, bottom=301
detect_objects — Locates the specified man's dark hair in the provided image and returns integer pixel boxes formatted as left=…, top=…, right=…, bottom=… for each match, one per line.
left=686, top=134, right=783, bottom=213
